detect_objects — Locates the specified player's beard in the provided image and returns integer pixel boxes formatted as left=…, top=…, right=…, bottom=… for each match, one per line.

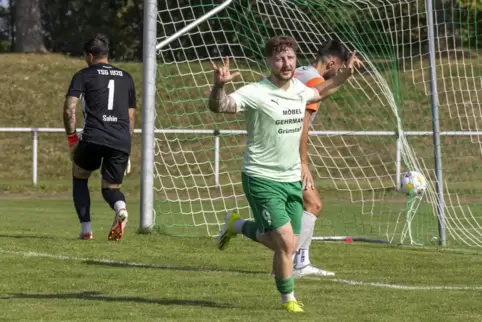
left=273, top=69, right=294, bottom=81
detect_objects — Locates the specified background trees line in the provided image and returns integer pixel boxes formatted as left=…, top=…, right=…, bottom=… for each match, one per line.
left=0, top=0, right=480, bottom=61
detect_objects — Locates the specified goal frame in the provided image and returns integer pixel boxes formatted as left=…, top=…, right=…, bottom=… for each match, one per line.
left=140, top=0, right=446, bottom=245
left=140, top=0, right=234, bottom=231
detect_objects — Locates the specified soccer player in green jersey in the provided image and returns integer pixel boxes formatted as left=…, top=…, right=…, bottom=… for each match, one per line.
left=209, top=36, right=358, bottom=313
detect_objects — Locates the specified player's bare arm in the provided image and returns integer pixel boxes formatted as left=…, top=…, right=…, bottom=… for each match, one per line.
left=309, top=51, right=362, bottom=103
left=63, top=96, right=79, bottom=135
left=128, top=108, right=136, bottom=137
left=209, top=85, right=237, bottom=113
left=209, top=56, right=240, bottom=113
left=300, top=109, right=315, bottom=190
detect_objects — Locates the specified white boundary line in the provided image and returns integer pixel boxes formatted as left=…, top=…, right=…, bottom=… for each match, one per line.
left=2, top=248, right=482, bottom=291
left=0, top=249, right=217, bottom=272
left=304, top=277, right=482, bottom=291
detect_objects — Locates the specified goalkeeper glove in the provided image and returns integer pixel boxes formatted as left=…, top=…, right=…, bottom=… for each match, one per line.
left=124, top=157, right=131, bottom=176
left=67, top=131, right=79, bottom=161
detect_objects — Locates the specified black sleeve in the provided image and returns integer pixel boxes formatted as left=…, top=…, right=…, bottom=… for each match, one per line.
left=128, top=77, right=137, bottom=108
left=66, top=72, right=85, bottom=98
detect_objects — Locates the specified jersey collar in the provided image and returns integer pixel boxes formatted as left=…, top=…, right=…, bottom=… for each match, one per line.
left=264, top=77, right=293, bottom=91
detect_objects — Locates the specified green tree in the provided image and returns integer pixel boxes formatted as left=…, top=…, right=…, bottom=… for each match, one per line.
left=41, top=0, right=143, bottom=60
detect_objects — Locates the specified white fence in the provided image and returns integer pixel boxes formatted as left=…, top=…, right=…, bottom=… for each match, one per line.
left=2, top=127, right=482, bottom=187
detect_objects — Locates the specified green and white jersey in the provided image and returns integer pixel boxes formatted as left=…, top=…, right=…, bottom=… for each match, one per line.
left=230, top=78, right=316, bottom=182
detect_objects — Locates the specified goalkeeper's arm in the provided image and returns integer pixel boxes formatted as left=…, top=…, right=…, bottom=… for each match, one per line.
left=125, top=107, right=136, bottom=176
left=63, top=96, right=79, bottom=151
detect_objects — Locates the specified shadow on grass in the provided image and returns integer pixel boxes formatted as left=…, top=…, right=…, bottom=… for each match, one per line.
left=84, top=259, right=266, bottom=276
left=2, top=291, right=230, bottom=308
left=0, top=234, right=55, bottom=240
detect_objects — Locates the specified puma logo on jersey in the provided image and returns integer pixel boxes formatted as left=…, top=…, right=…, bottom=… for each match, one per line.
left=103, top=115, right=118, bottom=122
left=271, top=99, right=279, bottom=105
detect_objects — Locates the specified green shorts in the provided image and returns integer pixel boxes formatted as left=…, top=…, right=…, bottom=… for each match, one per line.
left=242, top=172, right=304, bottom=235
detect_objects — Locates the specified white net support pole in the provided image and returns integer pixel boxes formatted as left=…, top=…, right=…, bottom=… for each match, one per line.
left=140, top=0, right=158, bottom=231
left=425, top=0, right=446, bottom=245
left=140, top=0, right=234, bottom=230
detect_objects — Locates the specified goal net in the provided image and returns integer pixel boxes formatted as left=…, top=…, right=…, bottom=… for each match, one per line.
left=152, top=0, right=482, bottom=248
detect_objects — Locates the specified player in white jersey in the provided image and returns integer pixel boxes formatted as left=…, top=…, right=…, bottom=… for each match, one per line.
left=293, top=40, right=355, bottom=278
left=208, top=36, right=358, bottom=312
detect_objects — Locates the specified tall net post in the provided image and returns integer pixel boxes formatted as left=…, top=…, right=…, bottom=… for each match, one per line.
left=140, top=0, right=158, bottom=230
left=425, top=0, right=446, bottom=245
left=141, top=0, right=234, bottom=230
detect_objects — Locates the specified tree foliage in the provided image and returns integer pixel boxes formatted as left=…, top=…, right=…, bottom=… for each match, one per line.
left=0, top=0, right=480, bottom=59
left=0, top=4, right=12, bottom=51
left=40, top=0, right=143, bottom=60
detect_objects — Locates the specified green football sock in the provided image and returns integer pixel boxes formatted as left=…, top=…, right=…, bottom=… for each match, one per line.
left=241, top=221, right=259, bottom=242
left=275, top=276, right=294, bottom=295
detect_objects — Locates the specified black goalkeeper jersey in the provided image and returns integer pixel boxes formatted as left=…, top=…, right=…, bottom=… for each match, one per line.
left=66, top=63, right=136, bottom=154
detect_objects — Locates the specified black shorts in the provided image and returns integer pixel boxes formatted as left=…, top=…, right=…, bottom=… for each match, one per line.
left=73, top=141, right=129, bottom=184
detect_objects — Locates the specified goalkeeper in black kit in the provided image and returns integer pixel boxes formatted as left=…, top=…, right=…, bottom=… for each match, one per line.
left=62, top=34, right=137, bottom=241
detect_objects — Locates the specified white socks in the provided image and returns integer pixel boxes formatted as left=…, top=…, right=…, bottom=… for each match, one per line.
left=81, top=222, right=92, bottom=234
left=298, top=211, right=317, bottom=249
left=114, top=200, right=127, bottom=214
left=281, top=292, right=296, bottom=304
left=81, top=201, right=127, bottom=235
left=295, top=249, right=310, bottom=269
left=294, top=211, right=317, bottom=269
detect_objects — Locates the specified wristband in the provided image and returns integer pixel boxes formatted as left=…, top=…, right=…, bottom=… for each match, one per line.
left=67, top=132, right=79, bottom=148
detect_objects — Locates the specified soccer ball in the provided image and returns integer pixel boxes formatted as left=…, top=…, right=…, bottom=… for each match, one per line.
left=400, top=171, right=427, bottom=195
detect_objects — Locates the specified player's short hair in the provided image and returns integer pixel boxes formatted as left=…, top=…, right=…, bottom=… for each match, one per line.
left=264, top=36, right=298, bottom=57
left=316, top=40, right=349, bottom=63
left=83, top=34, right=109, bottom=58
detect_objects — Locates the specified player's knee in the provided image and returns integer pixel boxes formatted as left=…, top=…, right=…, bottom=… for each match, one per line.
left=276, top=239, right=294, bottom=255
left=304, top=197, right=322, bottom=217
left=284, top=237, right=297, bottom=255
left=101, top=179, right=121, bottom=189
left=273, top=228, right=296, bottom=255
left=72, top=162, right=92, bottom=179
left=102, top=188, right=125, bottom=210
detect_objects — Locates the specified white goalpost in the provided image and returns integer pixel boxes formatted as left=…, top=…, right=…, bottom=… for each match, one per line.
left=140, top=0, right=235, bottom=232
left=141, top=0, right=482, bottom=248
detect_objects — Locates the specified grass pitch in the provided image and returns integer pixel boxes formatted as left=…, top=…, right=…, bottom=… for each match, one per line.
left=1, top=199, right=482, bottom=321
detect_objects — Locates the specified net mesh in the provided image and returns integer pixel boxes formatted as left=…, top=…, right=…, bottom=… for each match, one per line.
left=153, top=0, right=482, bottom=248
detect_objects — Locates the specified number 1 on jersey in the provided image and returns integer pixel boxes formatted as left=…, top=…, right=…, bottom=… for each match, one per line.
left=107, top=79, right=115, bottom=110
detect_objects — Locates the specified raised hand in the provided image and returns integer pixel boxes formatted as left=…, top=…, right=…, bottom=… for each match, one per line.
left=345, top=50, right=363, bottom=75
left=211, top=56, right=240, bottom=87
